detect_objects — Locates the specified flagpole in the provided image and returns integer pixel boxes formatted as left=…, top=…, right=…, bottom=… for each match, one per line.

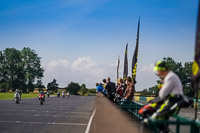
left=193, top=0, right=200, bottom=120
left=195, top=83, right=199, bottom=120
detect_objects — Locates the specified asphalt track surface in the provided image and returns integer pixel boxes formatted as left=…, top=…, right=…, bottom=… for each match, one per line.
left=0, top=96, right=96, bottom=133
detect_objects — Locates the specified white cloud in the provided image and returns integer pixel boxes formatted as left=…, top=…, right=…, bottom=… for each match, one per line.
left=71, top=56, right=96, bottom=70
left=141, top=64, right=154, bottom=72
left=43, top=56, right=116, bottom=88
left=43, top=59, right=159, bottom=90
left=47, top=59, right=70, bottom=71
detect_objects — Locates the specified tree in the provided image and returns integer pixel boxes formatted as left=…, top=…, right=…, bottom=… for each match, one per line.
left=0, top=47, right=44, bottom=92
left=0, top=51, right=7, bottom=92
left=148, top=85, right=158, bottom=95
left=80, top=84, right=88, bottom=96
left=2, top=48, right=24, bottom=91
left=21, top=47, right=44, bottom=92
left=47, top=79, right=59, bottom=92
left=65, top=82, right=81, bottom=95
left=88, top=88, right=97, bottom=94
left=36, top=79, right=45, bottom=91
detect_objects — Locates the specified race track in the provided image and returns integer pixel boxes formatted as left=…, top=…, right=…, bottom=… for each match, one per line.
left=0, top=95, right=96, bottom=133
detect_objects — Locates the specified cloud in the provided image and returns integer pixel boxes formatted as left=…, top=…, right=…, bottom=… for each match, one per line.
left=71, top=56, right=96, bottom=70
left=141, top=64, right=154, bottom=72
left=43, top=56, right=117, bottom=88
left=43, top=58, right=159, bottom=90
left=47, top=59, right=70, bottom=71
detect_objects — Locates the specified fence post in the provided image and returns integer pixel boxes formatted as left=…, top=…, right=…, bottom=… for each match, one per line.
left=176, top=119, right=180, bottom=133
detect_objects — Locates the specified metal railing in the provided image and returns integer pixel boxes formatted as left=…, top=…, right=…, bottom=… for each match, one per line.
left=116, top=100, right=200, bottom=133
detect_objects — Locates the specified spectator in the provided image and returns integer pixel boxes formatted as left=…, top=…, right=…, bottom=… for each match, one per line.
left=96, top=83, right=104, bottom=94
left=116, top=78, right=125, bottom=97
left=105, top=77, right=116, bottom=102
left=123, top=76, right=135, bottom=101
left=102, top=79, right=107, bottom=96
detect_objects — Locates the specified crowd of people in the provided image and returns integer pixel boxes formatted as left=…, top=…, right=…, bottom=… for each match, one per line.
left=96, top=76, right=135, bottom=104
left=96, top=61, right=193, bottom=133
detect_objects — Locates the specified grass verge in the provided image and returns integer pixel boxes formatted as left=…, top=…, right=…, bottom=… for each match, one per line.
left=0, top=92, right=39, bottom=100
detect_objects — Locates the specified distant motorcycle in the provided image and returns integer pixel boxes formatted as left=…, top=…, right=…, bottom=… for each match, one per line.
left=47, top=92, right=50, bottom=98
left=62, top=91, right=65, bottom=98
left=39, top=94, right=45, bottom=105
left=57, top=92, right=60, bottom=98
left=67, top=93, right=70, bottom=98
left=14, top=92, right=20, bottom=104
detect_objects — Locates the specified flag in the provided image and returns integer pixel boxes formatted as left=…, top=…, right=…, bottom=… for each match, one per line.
left=192, top=0, right=200, bottom=120
left=132, top=18, right=140, bottom=82
left=192, top=1, right=200, bottom=84
left=123, top=43, right=128, bottom=81
left=117, top=56, right=120, bottom=82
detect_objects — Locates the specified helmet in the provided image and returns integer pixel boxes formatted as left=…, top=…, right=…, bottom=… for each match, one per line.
left=154, top=61, right=168, bottom=71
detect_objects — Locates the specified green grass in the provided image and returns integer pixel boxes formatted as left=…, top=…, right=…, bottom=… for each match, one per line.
left=0, top=92, right=39, bottom=100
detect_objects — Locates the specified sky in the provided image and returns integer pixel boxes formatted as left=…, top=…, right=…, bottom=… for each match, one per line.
left=0, top=0, right=198, bottom=90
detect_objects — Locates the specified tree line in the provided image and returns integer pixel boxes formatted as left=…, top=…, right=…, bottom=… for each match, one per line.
left=47, top=79, right=96, bottom=95
left=0, top=47, right=96, bottom=95
left=0, top=47, right=44, bottom=92
left=47, top=79, right=92, bottom=95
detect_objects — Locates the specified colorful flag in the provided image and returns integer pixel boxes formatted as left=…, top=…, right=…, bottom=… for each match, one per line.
left=123, top=43, right=128, bottom=81
left=192, top=1, right=200, bottom=120
left=132, top=18, right=140, bottom=82
left=192, top=1, right=200, bottom=84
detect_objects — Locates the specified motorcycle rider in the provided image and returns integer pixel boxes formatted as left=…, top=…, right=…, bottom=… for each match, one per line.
left=62, top=91, right=65, bottom=98
left=151, top=61, right=184, bottom=132
left=67, top=91, right=70, bottom=98
left=14, top=89, right=21, bottom=101
left=57, top=91, right=60, bottom=97
left=38, top=90, right=45, bottom=101
left=47, top=91, right=50, bottom=98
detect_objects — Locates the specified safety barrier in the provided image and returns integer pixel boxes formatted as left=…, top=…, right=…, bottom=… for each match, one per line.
left=116, top=101, right=143, bottom=121
left=116, top=100, right=200, bottom=133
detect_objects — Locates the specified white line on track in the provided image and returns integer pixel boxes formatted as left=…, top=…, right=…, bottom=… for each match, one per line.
left=1, top=114, right=89, bottom=118
left=34, top=114, right=89, bottom=118
left=0, top=120, right=87, bottom=126
left=85, top=108, right=96, bottom=133
left=65, top=112, right=91, bottom=114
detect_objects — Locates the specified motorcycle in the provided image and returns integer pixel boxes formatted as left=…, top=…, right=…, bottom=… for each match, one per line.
left=14, top=92, right=20, bottom=104
left=67, top=93, right=70, bottom=98
left=39, top=94, right=45, bottom=105
left=47, top=92, right=50, bottom=98
left=57, top=93, right=60, bottom=98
